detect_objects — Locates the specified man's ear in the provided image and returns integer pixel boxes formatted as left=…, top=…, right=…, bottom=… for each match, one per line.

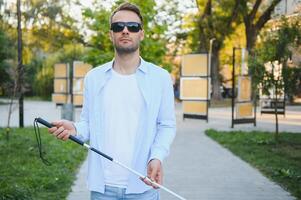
left=140, top=29, right=144, bottom=41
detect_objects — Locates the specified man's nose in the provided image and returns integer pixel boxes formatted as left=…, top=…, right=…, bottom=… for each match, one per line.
left=122, top=26, right=130, bottom=34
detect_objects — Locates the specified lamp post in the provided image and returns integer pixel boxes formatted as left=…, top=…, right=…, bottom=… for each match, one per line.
left=209, top=38, right=215, bottom=99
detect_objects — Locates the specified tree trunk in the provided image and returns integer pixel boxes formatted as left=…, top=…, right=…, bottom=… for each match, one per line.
left=244, top=0, right=282, bottom=55
left=211, top=46, right=222, bottom=100
left=274, top=84, right=279, bottom=142
left=246, top=25, right=258, bottom=56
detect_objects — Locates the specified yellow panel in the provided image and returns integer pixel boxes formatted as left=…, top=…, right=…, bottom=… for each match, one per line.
left=73, top=62, right=92, bottom=77
left=54, top=79, right=68, bottom=93
left=182, top=54, right=208, bottom=76
left=52, top=94, right=67, bottom=104
left=73, top=78, right=84, bottom=94
left=238, top=76, right=251, bottom=101
left=73, top=95, right=83, bottom=106
left=180, top=78, right=208, bottom=100
left=236, top=103, right=253, bottom=118
left=54, top=64, right=68, bottom=78
left=183, top=101, right=207, bottom=115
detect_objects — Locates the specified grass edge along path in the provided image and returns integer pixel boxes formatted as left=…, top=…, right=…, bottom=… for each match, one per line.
left=205, top=129, right=301, bottom=200
left=0, top=127, right=87, bottom=200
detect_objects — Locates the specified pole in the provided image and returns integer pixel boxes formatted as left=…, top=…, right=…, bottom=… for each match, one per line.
left=208, top=38, right=215, bottom=119
left=17, top=0, right=24, bottom=127
left=231, top=47, right=235, bottom=128
left=209, top=38, right=215, bottom=77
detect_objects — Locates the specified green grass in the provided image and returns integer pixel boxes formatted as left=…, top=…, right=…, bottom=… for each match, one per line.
left=206, top=129, right=301, bottom=200
left=0, top=128, right=87, bottom=200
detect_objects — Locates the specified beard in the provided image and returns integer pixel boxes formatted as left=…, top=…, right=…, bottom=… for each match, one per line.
left=114, top=41, right=139, bottom=55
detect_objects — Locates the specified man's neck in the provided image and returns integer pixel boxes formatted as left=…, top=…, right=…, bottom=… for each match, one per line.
left=113, top=51, right=141, bottom=75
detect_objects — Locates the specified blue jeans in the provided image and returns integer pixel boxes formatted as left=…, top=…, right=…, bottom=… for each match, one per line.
left=91, top=185, right=159, bottom=200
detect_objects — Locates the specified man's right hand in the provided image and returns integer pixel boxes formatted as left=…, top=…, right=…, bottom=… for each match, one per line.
left=48, top=120, right=76, bottom=141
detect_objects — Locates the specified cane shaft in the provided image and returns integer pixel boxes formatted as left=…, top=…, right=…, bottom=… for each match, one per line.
left=35, top=117, right=186, bottom=200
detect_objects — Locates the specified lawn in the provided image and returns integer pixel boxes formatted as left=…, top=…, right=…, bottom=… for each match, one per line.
left=206, top=129, right=301, bottom=200
left=0, top=128, right=87, bottom=200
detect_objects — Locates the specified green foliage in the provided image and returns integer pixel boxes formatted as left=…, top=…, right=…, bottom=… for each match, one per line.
left=81, top=6, right=114, bottom=66
left=193, top=0, right=241, bottom=52
left=206, top=129, right=301, bottom=199
left=0, top=0, right=86, bottom=98
left=0, top=28, right=15, bottom=95
left=249, top=17, right=301, bottom=98
left=282, top=67, right=301, bottom=101
left=23, top=0, right=83, bottom=53
left=0, top=127, right=87, bottom=200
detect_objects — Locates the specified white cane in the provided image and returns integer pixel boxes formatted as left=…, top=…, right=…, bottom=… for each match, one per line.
left=35, top=117, right=187, bottom=200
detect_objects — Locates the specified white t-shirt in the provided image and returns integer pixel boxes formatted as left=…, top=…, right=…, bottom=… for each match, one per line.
left=102, top=69, right=143, bottom=188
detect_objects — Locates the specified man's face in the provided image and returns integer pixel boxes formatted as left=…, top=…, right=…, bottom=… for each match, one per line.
left=110, top=10, right=144, bottom=55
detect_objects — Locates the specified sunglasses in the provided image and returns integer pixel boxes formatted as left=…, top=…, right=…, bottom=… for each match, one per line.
left=110, top=22, right=142, bottom=33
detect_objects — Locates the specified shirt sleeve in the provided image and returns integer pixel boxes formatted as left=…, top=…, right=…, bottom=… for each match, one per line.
left=74, top=75, right=90, bottom=142
left=149, top=72, right=176, bottom=163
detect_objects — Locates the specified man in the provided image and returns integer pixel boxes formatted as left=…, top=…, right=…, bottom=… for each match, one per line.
left=48, top=2, right=176, bottom=200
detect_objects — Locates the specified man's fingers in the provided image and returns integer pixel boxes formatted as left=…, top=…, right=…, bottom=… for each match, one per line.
left=53, top=126, right=64, bottom=136
left=140, top=176, right=156, bottom=187
left=57, top=129, right=69, bottom=140
left=149, top=167, right=158, bottom=184
left=141, top=176, right=152, bottom=186
left=47, top=120, right=73, bottom=142
left=156, top=169, right=162, bottom=185
left=48, top=127, right=57, bottom=133
left=62, top=131, right=70, bottom=141
left=145, top=168, right=160, bottom=189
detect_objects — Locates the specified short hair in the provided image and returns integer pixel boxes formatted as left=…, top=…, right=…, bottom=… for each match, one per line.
left=110, top=2, right=143, bottom=25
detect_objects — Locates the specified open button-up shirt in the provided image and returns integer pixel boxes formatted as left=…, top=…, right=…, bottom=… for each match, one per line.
left=74, top=58, right=176, bottom=194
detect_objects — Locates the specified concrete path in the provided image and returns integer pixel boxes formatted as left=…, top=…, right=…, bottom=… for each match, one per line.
left=161, top=105, right=298, bottom=200
left=0, top=99, right=300, bottom=200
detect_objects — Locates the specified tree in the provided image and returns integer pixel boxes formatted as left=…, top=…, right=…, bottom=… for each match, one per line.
left=0, top=28, right=14, bottom=95
left=249, top=17, right=301, bottom=140
left=194, top=0, right=241, bottom=100
left=1, top=0, right=86, bottom=98
left=240, top=0, right=281, bottom=54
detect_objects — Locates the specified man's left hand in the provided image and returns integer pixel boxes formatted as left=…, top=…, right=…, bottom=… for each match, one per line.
left=141, top=159, right=163, bottom=189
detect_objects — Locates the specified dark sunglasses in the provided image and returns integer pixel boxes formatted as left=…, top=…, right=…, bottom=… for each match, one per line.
left=110, top=22, right=142, bottom=33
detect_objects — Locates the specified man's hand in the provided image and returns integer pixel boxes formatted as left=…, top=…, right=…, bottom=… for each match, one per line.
left=141, top=159, right=163, bottom=189
left=48, top=120, right=76, bottom=141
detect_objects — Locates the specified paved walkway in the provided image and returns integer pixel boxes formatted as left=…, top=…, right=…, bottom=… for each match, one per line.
left=1, top=99, right=300, bottom=200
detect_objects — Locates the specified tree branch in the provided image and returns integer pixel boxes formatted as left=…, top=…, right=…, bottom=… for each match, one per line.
left=202, top=0, right=211, bottom=18
left=256, top=0, right=281, bottom=30
left=226, top=0, right=241, bottom=28
left=248, top=0, right=262, bottom=21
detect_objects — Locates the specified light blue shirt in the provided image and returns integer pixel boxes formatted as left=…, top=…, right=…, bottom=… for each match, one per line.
left=74, top=58, right=176, bottom=194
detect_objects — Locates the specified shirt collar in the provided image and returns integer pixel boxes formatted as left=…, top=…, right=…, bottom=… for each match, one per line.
left=103, top=57, right=148, bottom=74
